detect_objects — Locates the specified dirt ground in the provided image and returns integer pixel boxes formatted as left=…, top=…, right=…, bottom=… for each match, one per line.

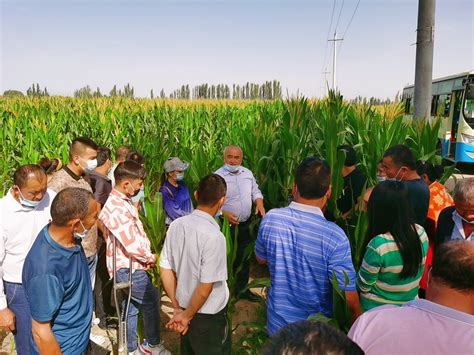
left=0, top=261, right=269, bottom=354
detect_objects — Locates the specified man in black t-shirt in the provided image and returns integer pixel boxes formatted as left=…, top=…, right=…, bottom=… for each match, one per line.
left=382, top=145, right=430, bottom=226
left=337, top=145, right=367, bottom=217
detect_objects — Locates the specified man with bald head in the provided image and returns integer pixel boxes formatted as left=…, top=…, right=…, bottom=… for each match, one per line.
left=349, top=241, right=474, bottom=354
left=23, top=188, right=99, bottom=354
left=216, top=145, right=265, bottom=301
left=48, top=137, right=99, bottom=286
left=0, top=164, right=56, bottom=354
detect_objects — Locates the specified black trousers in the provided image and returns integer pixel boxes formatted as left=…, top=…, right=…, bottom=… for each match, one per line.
left=180, top=307, right=231, bottom=355
left=94, top=236, right=114, bottom=322
left=230, top=218, right=252, bottom=294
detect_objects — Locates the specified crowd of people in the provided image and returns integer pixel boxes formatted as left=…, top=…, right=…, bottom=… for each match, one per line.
left=0, top=137, right=472, bottom=355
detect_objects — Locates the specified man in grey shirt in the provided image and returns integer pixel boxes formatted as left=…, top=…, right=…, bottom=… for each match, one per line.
left=215, top=145, right=265, bottom=301
left=160, top=174, right=230, bottom=354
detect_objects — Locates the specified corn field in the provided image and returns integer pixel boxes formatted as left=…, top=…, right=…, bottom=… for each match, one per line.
left=0, top=93, right=442, bottom=205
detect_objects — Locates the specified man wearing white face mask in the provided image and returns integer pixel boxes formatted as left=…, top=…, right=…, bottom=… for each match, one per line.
left=0, top=165, right=55, bottom=355
left=22, top=188, right=99, bottom=354
left=215, top=145, right=265, bottom=301
left=382, top=144, right=429, bottom=226
left=48, top=137, right=99, bottom=286
left=436, top=178, right=474, bottom=247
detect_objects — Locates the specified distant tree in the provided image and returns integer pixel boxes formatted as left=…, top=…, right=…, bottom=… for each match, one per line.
left=160, top=89, right=166, bottom=98
left=150, top=89, right=154, bottom=99
left=93, top=87, right=102, bottom=98
left=74, top=85, right=92, bottom=98
left=109, top=85, right=118, bottom=97
left=3, top=90, right=24, bottom=98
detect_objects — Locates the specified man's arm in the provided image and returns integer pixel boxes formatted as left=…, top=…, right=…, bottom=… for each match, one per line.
left=32, top=319, right=61, bottom=355
left=160, top=267, right=180, bottom=309
left=345, top=290, right=362, bottom=322
left=0, top=228, right=15, bottom=332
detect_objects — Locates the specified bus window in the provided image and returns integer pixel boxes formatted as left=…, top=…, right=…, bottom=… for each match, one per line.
left=431, top=95, right=439, bottom=116
left=405, top=98, right=411, bottom=114
left=444, top=94, right=451, bottom=117
left=463, top=83, right=474, bottom=127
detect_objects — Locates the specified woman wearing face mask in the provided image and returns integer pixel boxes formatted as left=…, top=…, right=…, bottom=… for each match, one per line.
left=159, top=157, right=193, bottom=225
left=357, top=181, right=429, bottom=312
left=415, top=161, right=454, bottom=298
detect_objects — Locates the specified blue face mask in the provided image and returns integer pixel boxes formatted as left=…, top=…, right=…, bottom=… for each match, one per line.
left=214, top=210, right=222, bottom=218
left=224, top=164, right=240, bottom=173
left=176, top=172, right=185, bottom=181
left=17, top=189, right=42, bottom=209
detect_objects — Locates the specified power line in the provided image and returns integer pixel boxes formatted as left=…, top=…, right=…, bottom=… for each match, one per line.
left=335, top=0, right=345, bottom=33
left=341, top=0, right=361, bottom=40
left=338, top=0, right=361, bottom=58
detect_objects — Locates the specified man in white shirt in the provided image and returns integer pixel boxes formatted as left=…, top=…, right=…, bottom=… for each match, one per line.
left=160, top=174, right=230, bottom=354
left=215, top=145, right=265, bottom=301
left=0, top=165, right=55, bottom=355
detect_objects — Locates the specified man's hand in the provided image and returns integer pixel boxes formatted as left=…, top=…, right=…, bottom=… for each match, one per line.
left=223, top=211, right=239, bottom=225
left=0, top=308, right=15, bottom=332
left=255, top=199, right=266, bottom=217
left=145, top=254, right=157, bottom=270
left=166, top=309, right=192, bottom=335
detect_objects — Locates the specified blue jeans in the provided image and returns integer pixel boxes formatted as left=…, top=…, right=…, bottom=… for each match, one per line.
left=4, top=282, right=31, bottom=355
left=87, top=254, right=98, bottom=289
left=116, top=269, right=161, bottom=352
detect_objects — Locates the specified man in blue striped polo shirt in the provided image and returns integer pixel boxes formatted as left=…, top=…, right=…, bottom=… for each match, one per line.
left=255, top=157, right=361, bottom=336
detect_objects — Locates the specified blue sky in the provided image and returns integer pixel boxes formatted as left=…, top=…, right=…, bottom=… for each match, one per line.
left=1, top=0, right=472, bottom=99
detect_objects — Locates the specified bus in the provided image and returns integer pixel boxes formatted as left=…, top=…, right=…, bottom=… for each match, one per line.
left=402, top=71, right=474, bottom=163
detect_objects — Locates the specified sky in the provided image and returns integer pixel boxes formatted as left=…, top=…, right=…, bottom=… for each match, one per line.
left=1, top=0, right=472, bottom=99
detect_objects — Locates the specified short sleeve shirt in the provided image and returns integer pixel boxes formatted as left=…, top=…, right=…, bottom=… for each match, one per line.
left=22, top=226, right=93, bottom=355
left=160, top=210, right=229, bottom=314
left=255, top=202, right=356, bottom=336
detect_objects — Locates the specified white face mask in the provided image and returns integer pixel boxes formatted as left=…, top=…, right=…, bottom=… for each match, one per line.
left=176, top=172, right=185, bottom=181
left=457, top=212, right=474, bottom=225
left=387, top=168, right=404, bottom=182
left=80, top=158, right=98, bottom=173
left=224, top=164, right=240, bottom=173
left=17, top=189, right=42, bottom=209
left=74, top=220, right=90, bottom=240
left=376, top=175, right=386, bottom=183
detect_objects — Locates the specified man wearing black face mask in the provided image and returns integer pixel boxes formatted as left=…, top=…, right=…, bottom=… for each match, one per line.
left=22, top=187, right=99, bottom=354
left=0, top=165, right=55, bottom=355
left=99, top=160, right=170, bottom=354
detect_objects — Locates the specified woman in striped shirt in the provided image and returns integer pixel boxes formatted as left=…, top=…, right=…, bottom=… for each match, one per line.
left=357, top=180, right=429, bottom=311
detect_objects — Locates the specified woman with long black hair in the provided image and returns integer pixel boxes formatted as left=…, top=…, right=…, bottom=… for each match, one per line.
left=357, top=180, right=428, bottom=311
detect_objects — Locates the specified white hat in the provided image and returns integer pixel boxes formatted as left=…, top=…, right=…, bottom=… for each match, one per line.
left=164, top=157, right=189, bottom=173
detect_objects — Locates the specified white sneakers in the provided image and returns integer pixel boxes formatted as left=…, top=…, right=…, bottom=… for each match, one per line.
left=128, top=341, right=171, bottom=355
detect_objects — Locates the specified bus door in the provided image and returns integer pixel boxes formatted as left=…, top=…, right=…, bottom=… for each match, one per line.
left=448, top=90, right=463, bottom=158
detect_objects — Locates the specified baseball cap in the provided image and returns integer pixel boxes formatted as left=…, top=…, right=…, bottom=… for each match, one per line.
left=163, top=157, right=189, bottom=173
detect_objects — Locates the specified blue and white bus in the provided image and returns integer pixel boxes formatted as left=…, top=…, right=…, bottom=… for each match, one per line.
left=402, top=71, right=474, bottom=163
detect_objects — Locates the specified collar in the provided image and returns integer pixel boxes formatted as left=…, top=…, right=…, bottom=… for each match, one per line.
left=192, top=209, right=220, bottom=229
left=289, top=201, right=324, bottom=217
left=405, top=299, right=474, bottom=325
left=111, top=188, right=132, bottom=202
left=219, top=166, right=244, bottom=176
left=90, top=171, right=111, bottom=182
left=63, top=165, right=83, bottom=181
left=43, top=225, right=81, bottom=259
left=452, top=211, right=474, bottom=239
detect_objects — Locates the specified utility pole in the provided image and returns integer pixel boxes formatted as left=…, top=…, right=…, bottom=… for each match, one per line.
left=413, top=0, right=436, bottom=120
left=328, top=32, right=343, bottom=91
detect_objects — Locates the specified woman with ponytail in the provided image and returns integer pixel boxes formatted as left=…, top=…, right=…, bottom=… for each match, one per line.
left=357, top=180, right=429, bottom=311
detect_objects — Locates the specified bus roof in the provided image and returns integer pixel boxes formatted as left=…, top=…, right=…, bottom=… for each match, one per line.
left=403, top=71, right=473, bottom=90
